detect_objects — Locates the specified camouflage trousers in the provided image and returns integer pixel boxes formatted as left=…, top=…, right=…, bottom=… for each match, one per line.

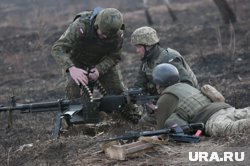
left=205, top=107, right=250, bottom=137
left=65, top=66, right=125, bottom=99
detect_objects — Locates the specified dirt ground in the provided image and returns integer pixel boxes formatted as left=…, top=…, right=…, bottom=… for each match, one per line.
left=0, top=0, right=250, bottom=165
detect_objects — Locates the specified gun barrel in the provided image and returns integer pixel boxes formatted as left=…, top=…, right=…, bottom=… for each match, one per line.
left=0, top=100, right=71, bottom=112
left=140, top=128, right=171, bottom=136
left=132, top=95, right=159, bottom=105
left=136, top=95, right=159, bottom=101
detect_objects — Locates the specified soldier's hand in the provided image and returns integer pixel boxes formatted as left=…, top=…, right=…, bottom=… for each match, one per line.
left=146, top=103, right=158, bottom=113
left=88, top=68, right=99, bottom=81
left=68, top=66, right=88, bottom=86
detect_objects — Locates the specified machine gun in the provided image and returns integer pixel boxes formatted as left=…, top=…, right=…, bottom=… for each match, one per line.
left=98, top=123, right=204, bottom=143
left=0, top=88, right=158, bottom=139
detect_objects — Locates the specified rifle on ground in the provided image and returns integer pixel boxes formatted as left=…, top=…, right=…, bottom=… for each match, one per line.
left=98, top=123, right=204, bottom=143
left=0, top=88, right=158, bottom=139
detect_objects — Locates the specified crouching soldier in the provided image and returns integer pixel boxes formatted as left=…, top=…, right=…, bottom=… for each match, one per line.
left=130, top=26, right=199, bottom=125
left=151, top=63, right=250, bottom=137
left=52, top=7, right=126, bottom=100
left=131, top=26, right=199, bottom=96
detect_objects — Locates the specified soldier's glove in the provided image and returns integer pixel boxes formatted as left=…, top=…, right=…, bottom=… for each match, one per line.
left=145, top=103, right=158, bottom=114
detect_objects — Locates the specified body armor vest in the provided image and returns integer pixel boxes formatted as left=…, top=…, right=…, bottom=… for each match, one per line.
left=162, top=83, right=211, bottom=121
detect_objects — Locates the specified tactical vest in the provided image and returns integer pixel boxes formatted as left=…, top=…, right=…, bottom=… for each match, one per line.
left=162, top=83, right=211, bottom=122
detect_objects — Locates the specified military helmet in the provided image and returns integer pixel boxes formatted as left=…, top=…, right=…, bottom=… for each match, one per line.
left=131, top=26, right=160, bottom=46
left=95, top=8, right=123, bottom=36
left=152, top=63, right=180, bottom=87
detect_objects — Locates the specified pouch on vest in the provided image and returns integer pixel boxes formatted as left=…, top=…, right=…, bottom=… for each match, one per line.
left=201, top=84, right=225, bottom=102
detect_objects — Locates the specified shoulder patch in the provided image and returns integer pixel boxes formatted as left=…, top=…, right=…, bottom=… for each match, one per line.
left=79, top=28, right=85, bottom=35
left=168, top=58, right=174, bottom=62
left=117, top=30, right=124, bottom=38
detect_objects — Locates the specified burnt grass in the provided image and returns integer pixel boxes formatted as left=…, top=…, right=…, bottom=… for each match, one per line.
left=0, top=0, right=250, bottom=165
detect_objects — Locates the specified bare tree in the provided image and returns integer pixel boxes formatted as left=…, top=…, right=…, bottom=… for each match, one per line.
left=163, top=0, right=177, bottom=22
left=213, top=0, right=237, bottom=24
left=142, top=0, right=177, bottom=25
left=143, top=0, right=154, bottom=25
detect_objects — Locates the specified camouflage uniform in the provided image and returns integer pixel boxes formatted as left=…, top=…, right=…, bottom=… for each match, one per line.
left=155, top=82, right=250, bottom=137
left=52, top=7, right=125, bottom=99
left=131, top=26, right=198, bottom=95
left=205, top=107, right=250, bottom=136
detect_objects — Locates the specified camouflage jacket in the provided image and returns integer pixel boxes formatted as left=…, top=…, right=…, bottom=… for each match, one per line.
left=134, top=45, right=199, bottom=95
left=51, top=9, right=124, bottom=75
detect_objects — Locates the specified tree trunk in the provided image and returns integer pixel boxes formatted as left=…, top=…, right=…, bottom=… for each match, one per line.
left=163, top=0, right=177, bottom=22
left=144, top=8, right=154, bottom=25
left=213, top=0, right=237, bottom=24
left=143, top=0, right=154, bottom=25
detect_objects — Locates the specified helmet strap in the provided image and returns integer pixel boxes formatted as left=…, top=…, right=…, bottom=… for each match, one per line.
left=144, top=45, right=153, bottom=54
left=143, top=45, right=156, bottom=59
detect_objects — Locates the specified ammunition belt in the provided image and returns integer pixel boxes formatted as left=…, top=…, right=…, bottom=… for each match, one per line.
left=80, top=80, right=107, bottom=102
